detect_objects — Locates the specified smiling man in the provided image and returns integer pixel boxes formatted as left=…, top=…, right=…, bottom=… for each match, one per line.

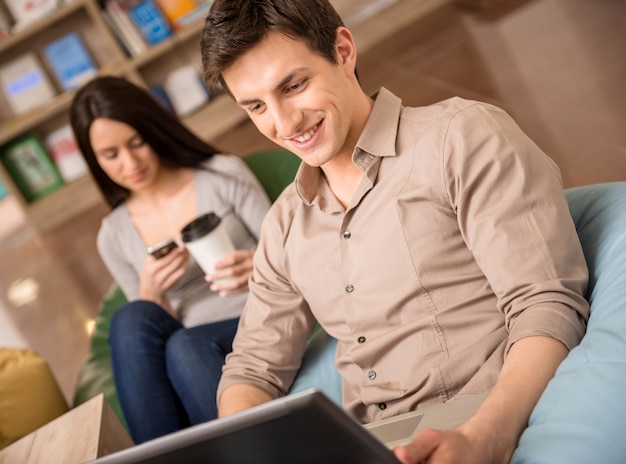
left=199, top=1, right=589, bottom=462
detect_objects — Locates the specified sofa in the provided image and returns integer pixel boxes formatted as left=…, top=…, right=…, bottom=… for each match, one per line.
left=512, top=181, right=626, bottom=463
left=73, top=150, right=626, bottom=462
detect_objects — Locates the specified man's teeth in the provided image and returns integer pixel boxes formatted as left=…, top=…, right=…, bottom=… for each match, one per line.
left=294, top=125, right=317, bottom=143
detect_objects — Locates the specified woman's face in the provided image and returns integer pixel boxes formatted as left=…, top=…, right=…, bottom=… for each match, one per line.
left=89, top=118, right=161, bottom=192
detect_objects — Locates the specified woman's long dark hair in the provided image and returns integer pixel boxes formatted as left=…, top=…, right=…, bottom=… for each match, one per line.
left=70, top=75, right=218, bottom=208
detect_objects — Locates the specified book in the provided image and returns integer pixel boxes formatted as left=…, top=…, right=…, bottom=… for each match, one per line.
left=3, top=0, right=60, bottom=31
left=154, top=0, right=209, bottom=30
left=0, top=133, right=64, bottom=202
left=0, top=53, right=57, bottom=116
left=44, top=124, right=89, bottom=183
left=149, top=83, right=175, bottom=114
left=154, top=0, right=196, bottom=27
left=104, top=0, right=148, bottom=57
left=43, top=32, right=98, bottom=91
left=115, top=0, right=172, bottom=46
left=163, top=64, right=210, bottom=116
left=170, top=2, right=211, bottom=30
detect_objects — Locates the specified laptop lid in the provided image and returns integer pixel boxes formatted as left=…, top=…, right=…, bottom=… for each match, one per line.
left=89, top=389, right=404, bottom=464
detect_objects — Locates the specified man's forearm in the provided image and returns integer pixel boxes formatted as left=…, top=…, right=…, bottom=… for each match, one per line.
left=218, top=384, right=274, bottom=418
left=460, top=335, right=569, bottom=460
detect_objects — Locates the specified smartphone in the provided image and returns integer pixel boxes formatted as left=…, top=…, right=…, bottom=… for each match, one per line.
left=146, top=238, right=178, bottom=259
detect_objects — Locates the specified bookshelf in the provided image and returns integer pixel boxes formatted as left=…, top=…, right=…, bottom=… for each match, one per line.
left=0, top=0, right=446, bottom=233
left=0, top=0, right=246, bottom=232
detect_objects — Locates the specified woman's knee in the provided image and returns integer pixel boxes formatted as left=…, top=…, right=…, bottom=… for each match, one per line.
left=111, top=300, right=160, bottom=329
left=109, top=300, right=169, bottom=346
left=166, top=328, right=218, bottom=360
left=165, top=320, right=239, bottom=368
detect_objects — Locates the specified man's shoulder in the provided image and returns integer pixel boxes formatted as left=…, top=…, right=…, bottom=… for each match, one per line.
left=266, top=182, right=299, bottom=215
left=402, top=96, right=491, bottom=122
left=260, top=183, right=302, bottom=229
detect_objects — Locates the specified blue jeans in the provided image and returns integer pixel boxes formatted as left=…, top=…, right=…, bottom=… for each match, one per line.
left=109, top=300, right=239, bottom=444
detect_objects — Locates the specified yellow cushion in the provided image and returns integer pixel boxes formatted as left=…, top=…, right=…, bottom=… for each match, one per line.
left=0, top=348, right=69, bottom=450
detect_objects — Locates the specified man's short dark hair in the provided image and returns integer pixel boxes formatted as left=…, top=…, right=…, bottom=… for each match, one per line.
left=200, top=0, right=345, bottom=91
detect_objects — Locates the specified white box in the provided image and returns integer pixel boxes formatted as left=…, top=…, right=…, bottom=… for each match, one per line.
left=0, top=53, right=57, bottom=116
left=4, top=0, right=60, bottom=30
left=44, top=124, right=89, bottom=183
left=163, top=64, right=210, bottom=117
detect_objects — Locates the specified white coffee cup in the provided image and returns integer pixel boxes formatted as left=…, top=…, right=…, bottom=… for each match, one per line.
left=180, top=213, right=235, bottom=276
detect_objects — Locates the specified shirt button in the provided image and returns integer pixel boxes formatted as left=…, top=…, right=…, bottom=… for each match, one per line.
left=378, top=402, right=387, bottom=410
left=368, top=370, right=376, bottom=380
left=343, top=231, right=351, bottom=239
left=357, top=336, right=366, bottom=344
left=345, top=284, right=354, bottom=293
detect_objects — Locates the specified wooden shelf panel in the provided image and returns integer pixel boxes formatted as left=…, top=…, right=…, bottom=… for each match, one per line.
left=0, top=0, right=90, bottom=55
left=25, top=175, right=103, bottom=233
left=124, top=21, right=204, bottom=70
left=184, top=93, right=248, bottom=142
left=0, top=93, right=74, bottom=146
left=346, top=0, right=448, bottom=53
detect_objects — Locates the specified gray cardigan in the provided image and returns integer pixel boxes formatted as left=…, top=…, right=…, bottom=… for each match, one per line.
left=97, top=154, right=271, bottom=327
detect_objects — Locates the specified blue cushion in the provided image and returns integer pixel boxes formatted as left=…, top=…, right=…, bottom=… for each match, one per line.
left=289, top=329, right=342, bottom=406
left=512, top=182, right=626, bottom=463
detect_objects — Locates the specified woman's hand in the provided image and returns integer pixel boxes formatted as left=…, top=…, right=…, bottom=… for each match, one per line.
left=205, top=249, right=255, bottom=297
left=139, top=245, right=189, bottom=311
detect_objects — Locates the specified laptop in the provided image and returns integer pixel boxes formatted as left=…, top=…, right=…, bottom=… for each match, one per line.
left=90, top=389, right=486, bottom=464
left=89, top=389, right=420, bottom=464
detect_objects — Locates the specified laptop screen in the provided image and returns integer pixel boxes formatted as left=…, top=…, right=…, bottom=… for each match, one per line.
left=90, top=389, right=401, bottom=464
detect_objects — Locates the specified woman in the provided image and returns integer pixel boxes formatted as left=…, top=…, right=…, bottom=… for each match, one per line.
left=70, top=76, right=271, bottom=443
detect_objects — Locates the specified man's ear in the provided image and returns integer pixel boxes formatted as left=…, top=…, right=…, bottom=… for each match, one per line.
left=335, top=27, right=357, bottom=76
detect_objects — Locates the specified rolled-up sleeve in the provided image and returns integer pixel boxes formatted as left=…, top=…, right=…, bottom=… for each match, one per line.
left=443, top=102, right=589, bottom=353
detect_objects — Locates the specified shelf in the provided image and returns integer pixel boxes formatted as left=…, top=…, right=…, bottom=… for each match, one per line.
left=25, top=174, right=102, bottom=233
left=0, top=0, right=89, bottom=55
left=0, top=92, right=75, bottom=146
left=124, top=20, right=204, bottom=70
left=183, top=93, right=247, bottom=142
left=345, top=0, right=448, bottom=53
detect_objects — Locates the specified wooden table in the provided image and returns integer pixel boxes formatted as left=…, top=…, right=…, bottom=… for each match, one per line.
left=0, top=394, right=133, bottom=464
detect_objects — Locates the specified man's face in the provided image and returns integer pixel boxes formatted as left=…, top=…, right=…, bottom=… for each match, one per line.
left=223, top=30, right=359, bottom=168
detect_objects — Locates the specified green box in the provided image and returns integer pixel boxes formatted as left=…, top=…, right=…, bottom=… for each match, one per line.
left=1, top=134, right=64, bottom=203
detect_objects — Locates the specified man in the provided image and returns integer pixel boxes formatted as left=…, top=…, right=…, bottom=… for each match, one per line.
left=200, top=0, right=589, bottom=462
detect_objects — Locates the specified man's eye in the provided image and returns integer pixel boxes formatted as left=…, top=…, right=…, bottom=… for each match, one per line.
left=248, top=103, right=264, bottom=113
left=286, top=80, right=306, bottom=94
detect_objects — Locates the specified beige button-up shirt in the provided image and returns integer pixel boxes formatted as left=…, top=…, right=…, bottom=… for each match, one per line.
left=219, top=88, right=589, bottom=424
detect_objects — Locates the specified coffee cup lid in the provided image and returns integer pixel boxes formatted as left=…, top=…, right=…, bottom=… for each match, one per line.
left=180, top=213, right=221, bottom=243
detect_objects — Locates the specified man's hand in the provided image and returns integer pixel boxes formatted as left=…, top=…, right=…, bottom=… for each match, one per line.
left=393, top=336, right=568, bottom=464
left=394, top=428, right=486, bottom=464
left=206, top=249, right=255, bottom=297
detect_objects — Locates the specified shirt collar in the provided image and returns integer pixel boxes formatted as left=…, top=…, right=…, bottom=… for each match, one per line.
left=295, top=87, right=403, bottom=207
left=355, top=87, right=402, bottom=161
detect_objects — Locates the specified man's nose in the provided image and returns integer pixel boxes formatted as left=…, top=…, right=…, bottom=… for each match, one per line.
left=271, top=103, right=302, bottom=140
